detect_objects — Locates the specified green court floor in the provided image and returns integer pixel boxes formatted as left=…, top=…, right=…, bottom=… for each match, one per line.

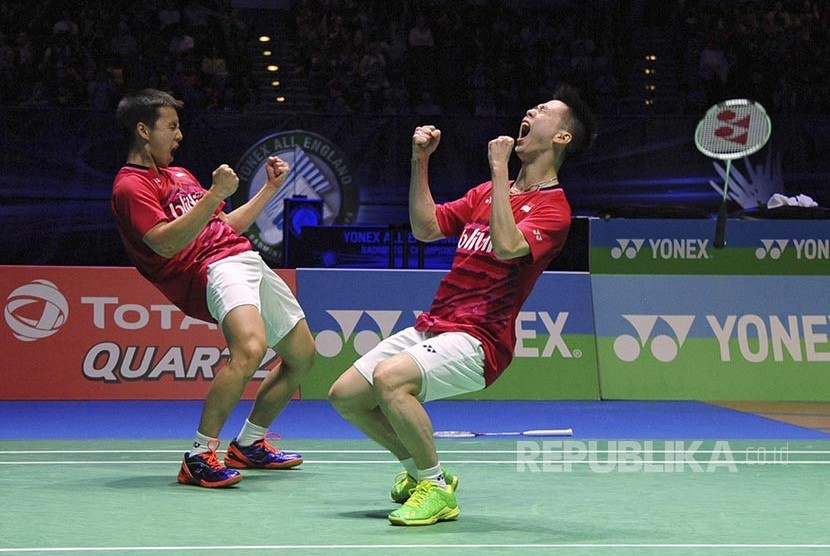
left=1, top=439, right=829, bottom=555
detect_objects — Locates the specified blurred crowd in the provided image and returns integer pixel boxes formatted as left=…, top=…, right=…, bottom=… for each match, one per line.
left=0, top=0, right=827, bottom=115
left=0, top=0, right=257, bottom=110
left=291, top=0, right=626, bottom=115
left=675, top=0, right=830, bottom=114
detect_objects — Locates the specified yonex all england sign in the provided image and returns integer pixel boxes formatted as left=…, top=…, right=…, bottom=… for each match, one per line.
left=232, top=130, right=359, bottom=266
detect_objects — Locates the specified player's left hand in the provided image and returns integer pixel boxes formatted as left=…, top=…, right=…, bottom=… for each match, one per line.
left=488, top=136, right=515, bottom=173
left=265, top=156, right=290, bottom=189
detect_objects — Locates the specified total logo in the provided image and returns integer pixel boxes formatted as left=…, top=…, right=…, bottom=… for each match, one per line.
left=611, top=238, right=710, bottom=260
left=756, top=239, right=829, bottom=260
left=4, top=280, right=69, bottom=342
left=613, top=313, right=830, bottom=363
left=315, top=310, right=576, bottom=358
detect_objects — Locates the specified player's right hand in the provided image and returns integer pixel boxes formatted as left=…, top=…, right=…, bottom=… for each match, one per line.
left=488, top=136, right=515, bottom=171
left=412, top=126, right=441, bottom=160
left=211, top=164, right=239, bottom=198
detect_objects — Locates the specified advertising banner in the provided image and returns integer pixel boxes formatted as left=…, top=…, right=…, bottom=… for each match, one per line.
left=1, top=266, right=298, bottom=400
left=297, top=269, right=599, bottom=400
left=591, top=219, right=830, bottom=275
left=591, top=219, right=830, bottom=400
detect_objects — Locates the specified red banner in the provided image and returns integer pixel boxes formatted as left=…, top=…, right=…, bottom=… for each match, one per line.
left=1, top=266, right=299, bottom=400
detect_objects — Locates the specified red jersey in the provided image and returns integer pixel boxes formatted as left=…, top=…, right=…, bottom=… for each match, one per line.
left=414, top=181, right=571, bottom=385
left=111, top=164, right=251, bottom=322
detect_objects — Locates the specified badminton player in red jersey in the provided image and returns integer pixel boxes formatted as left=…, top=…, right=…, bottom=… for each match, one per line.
left=111, top=89, right=315, bottom=488
left=329, top=85, right=596, bottom=525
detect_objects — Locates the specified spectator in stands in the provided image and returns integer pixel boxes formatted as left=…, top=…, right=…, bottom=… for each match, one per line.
left=413, top=90, right=441, bottom=116
left=358, top=40, right=389, bottom=111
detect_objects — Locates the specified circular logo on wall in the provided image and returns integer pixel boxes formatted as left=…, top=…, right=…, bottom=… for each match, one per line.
left=5, top=279, right=69, bottom=342
left=232, top=130, right=359, bottom=266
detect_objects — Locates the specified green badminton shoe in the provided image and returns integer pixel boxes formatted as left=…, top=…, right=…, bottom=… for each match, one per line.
left=391, top=468, right=458, bottom=503
left=389, top=480, right=460, bottom=526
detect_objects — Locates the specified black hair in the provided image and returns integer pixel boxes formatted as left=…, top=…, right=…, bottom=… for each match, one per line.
left=116, top=88, right=183, bottom=146
left=552, top=84, right=597, bottom=159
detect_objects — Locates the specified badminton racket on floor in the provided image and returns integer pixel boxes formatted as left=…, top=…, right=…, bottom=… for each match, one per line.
left=694, top=99, right=771, bottom=249
left=433, top=428, right=573, bottom=438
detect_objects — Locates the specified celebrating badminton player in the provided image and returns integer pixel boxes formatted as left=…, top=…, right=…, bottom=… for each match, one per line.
left=111, top=89, right=315, bottom=488
left=329, top=85, right=596, bottom=525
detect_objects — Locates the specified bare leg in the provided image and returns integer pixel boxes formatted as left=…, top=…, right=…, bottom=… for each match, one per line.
left=198, top=304, right=266, bottom=438
left=248, top=318, right=315, bottom=427
left=329, top=367, right=411, bottom=460
left=371, top=353, right=438, bottom=470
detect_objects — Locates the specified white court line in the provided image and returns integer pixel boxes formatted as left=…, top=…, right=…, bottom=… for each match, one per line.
left=1, top=543, right=829, bottom=553
left=2, top=449, right=828, bottom=455
left=1, top=460, right=828, bottom=466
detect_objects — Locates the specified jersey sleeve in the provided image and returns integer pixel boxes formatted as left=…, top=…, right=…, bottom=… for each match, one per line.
left=435, top=182, right=487, bottom=238
left=516, top=194, right=571, bottom=262
left=112, top=174, right=169, bottom=237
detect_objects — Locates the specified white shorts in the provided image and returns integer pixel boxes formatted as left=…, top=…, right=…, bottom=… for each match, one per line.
left=353, top=327, right=486, bottom=402
left=206, top=251, right=305, bottom=346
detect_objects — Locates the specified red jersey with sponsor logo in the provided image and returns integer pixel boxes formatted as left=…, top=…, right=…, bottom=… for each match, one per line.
left=111, top=164, right=251, bottom=322
left=414, top=181, right=570, bottom=385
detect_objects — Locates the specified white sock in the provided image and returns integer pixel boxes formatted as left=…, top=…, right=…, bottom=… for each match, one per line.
left=399, top=457, right=418, bottom=478
left=236, top=419, right=269, bottom=447
left=417, top=463, right=447, bottom=488
left=189, top=431, right=216, bottom=456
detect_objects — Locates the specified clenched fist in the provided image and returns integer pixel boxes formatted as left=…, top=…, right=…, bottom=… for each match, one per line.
left=211, top=164, right=239, bottom=198
left=488, top=136, right=515, bottom=172
left=412, top=125, right=441, bottom=160
left=264, top=156, right=290, bottom=190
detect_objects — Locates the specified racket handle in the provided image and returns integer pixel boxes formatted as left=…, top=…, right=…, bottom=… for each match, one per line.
left=714, top=200, right=728, bottom=249
left=523, top=429, right=573, bottom=437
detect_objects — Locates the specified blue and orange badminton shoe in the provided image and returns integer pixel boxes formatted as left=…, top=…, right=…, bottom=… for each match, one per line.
left=177, top=442, right=242, bottom=488
left=224, top=434, right=303, bottom=469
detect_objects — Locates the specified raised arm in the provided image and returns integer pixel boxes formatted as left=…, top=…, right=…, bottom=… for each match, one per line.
left=409, top=125, right=444, bottom=242
left=222, top=156, right=289, bottom=233
left=488, top=136, right=531, bottom=260
left=142, top=164, right=240, bottom=258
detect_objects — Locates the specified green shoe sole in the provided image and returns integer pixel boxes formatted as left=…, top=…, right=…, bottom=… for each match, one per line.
left=388, top=505, right=461, bottom=526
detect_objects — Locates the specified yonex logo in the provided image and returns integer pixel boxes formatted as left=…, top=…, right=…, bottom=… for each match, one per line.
left=611, top=238, right=709, bottom=260
left=756, top=239, right=789, bottom=260
left=4, top=280, right=69, bottom=342
left=423, top=344, right=436, bottom=353
left=613, top=315, right=695, bottom=363
left=315, top=310, right=414, bottom=357
left=610, top=239, right=645, bottom=259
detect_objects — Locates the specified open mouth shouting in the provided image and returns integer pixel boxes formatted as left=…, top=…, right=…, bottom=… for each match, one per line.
left=517, top=119, right=530, bottom=144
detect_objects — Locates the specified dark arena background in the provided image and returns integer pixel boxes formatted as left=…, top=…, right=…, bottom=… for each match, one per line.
left=1, top=1, right=830, bottom=554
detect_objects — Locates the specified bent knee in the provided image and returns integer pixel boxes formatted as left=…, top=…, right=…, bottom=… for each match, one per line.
left=372, top=360, right=420, bottom=398
left=328, top=378, right=371, bottom=416
left=327, top=376, right=348, bottom=404
left=281, top=323, right=317, bottom=370
left=230, top=338, right=268, bottom=370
